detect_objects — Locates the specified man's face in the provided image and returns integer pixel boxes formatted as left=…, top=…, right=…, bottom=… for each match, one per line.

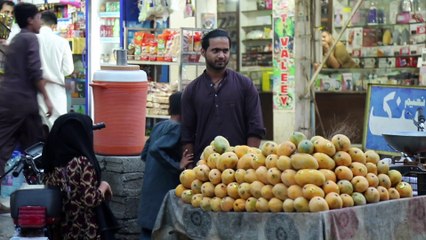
left=202, top=37, right=230, bottom=71
left=0, top=4, right=13, bottom=18
left=29, top=13, right=42, bottom=33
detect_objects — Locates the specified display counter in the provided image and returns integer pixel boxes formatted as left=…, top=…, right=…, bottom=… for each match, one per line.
left=153, top=191, right=426, bottom=240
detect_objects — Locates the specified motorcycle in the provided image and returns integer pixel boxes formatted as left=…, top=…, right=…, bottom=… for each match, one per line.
left=0, top=122, right=105, bottom=239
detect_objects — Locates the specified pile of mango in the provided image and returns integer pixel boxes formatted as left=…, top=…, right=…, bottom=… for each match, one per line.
left=175, top=133, right=413, bottom=212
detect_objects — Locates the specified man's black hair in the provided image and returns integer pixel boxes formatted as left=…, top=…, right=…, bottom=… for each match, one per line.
left=14, top=3, right=39, bottom=29
left=41, top=11, right=57, bottom=25
left=168, top=91, right=182, bottom=116
left=0, top=0, right=15, bottom=10
left=201, top=29, right=231, bottom=50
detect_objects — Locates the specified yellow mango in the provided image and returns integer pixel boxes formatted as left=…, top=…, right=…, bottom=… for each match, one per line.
left=276, top=141, right=296, bottom=157
left=348, top=147, right=366, bottom=164
left=325, top=192, right=343, bottom=209
left=313, top=152, right=336, bottom=170
left=291, top=153, right=319, bottom=170
left=309, top=197, right=329, bottom=212
left=331, top=134, right=351, bottom=152
left=302, top=184, right=325, bottom=200
left=333, top=151, right=352, bottom=167
left=294, top=169, right=326, bottom=187
left=313, top=138, right=336, bottom=156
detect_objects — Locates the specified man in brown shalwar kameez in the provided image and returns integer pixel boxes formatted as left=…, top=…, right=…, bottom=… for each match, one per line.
left=0, top=3, right=52, bottom=177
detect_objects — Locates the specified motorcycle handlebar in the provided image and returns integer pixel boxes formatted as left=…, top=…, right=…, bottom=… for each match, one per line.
left=12, top=159, right=25, bottom=177
left=93, top=122, right=106, bottom=131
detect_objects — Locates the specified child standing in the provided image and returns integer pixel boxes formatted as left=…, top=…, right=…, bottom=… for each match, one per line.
left=137, top=91, right=193, bottom=240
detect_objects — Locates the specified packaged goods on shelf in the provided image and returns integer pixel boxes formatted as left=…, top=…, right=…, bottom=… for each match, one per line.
left=182, top=30, right=203, bottom=63
left=128, top=29, right=181, bottom=62
left=146, top=82, right=175, bottom=117
left=319, top=0, right=425, bottom=93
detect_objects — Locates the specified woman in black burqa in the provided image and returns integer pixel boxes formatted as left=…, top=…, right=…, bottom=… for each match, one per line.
left=42, top=113, right=119, bottom=240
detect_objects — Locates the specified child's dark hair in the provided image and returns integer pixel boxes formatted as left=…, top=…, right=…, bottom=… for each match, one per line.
left=168, top=91, right=182, bottom=116
left=201, top=29, right=231, bottom=50
left=14, top=3, right=39, bottom=29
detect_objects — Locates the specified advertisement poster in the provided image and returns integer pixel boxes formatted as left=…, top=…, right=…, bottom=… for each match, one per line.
left=363, top=84, right=426, bottom=155
left=272, top=0, right=295, bottom=110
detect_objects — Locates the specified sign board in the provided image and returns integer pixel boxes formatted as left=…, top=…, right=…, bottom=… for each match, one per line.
left=272, top=1, right=296, bottom=111
left=362, top=84, right=426, bottom=155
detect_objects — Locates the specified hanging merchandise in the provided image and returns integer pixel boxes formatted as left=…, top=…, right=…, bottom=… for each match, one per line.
left=184, top=0, right=195, bottom=18
left=138, top=0, right=173, bottom=22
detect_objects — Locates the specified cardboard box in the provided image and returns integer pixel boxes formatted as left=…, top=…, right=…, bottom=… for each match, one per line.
left=346, top=27, right=363, bottom=52
left=362, top=28, right=380, bottom=47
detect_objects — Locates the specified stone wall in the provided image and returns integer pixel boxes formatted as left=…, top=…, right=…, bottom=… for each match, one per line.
left=97, top=155, right=144, bottom=240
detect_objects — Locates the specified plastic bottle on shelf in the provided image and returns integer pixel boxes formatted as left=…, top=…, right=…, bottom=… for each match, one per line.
left=100, top=18, right=105, bottom=37
left=106, top=18, right=112, bottom=38
left=367, top=1, right=377, bottom=25
left=1, top=151, right=25, bottom=198
left=113, top=18, right=120, bottom=38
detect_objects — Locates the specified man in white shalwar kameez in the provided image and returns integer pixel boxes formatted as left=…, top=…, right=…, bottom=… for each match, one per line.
left=37, top=11, right=74, bottom=130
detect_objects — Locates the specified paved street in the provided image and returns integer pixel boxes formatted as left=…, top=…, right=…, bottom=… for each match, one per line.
left=0, top=213, right=15, bottom=239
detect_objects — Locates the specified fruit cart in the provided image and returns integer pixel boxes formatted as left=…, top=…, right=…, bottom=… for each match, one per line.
left=152, top=191, right=426, bottom=239
left=156, top=132, right=423, bottom=239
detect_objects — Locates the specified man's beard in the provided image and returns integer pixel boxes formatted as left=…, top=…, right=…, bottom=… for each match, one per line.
left=206, top=58, right=229, bottom=71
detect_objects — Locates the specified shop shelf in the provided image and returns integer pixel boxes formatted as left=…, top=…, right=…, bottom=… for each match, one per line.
left=217, top=11, right=237, bottom=16
left=241, top=9, right=272, bottom=15
left=242, top=38, right=272, bottom=43
left=344, top=22, right=426, bottom=29
left=146, top=114, right=170, bottom=119
left=241, top=24, right=272, bottom=31
left=244, top=51, right=272, bottom=55
left=100, top=37, right=120, bottom=44
left=181, top=61, right=205, bottom=66
left=315, top=91, right=367, bottom=95
left=127, top=60, right=179, bottom=66
left=353, top=54, right=421, bottom=59
left=99, top=12, right=120, bottom=18
left=240, top=66, right=273, bottom=71
left=319, top=67, right=419, bottom=73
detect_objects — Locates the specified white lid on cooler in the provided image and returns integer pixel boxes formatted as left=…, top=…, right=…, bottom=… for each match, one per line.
left=93, top=65, right=147, bottom=82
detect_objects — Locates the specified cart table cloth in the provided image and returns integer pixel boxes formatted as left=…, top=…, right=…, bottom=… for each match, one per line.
left=153, top=191, right=426, bottom=240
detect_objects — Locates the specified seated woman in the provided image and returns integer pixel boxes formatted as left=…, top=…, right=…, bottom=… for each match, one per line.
left=42, top=113, right=113, bottom=240
left=321, top=31, right=359, bottom=69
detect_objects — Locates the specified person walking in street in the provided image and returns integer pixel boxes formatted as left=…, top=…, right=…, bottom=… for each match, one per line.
left=37, top=10, right=74, bottom=131
left=181, top=29, right=266, bottom=163
left=138, top=91, right=193, bottom=240
left=0, top=2, right=53, bottom=176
